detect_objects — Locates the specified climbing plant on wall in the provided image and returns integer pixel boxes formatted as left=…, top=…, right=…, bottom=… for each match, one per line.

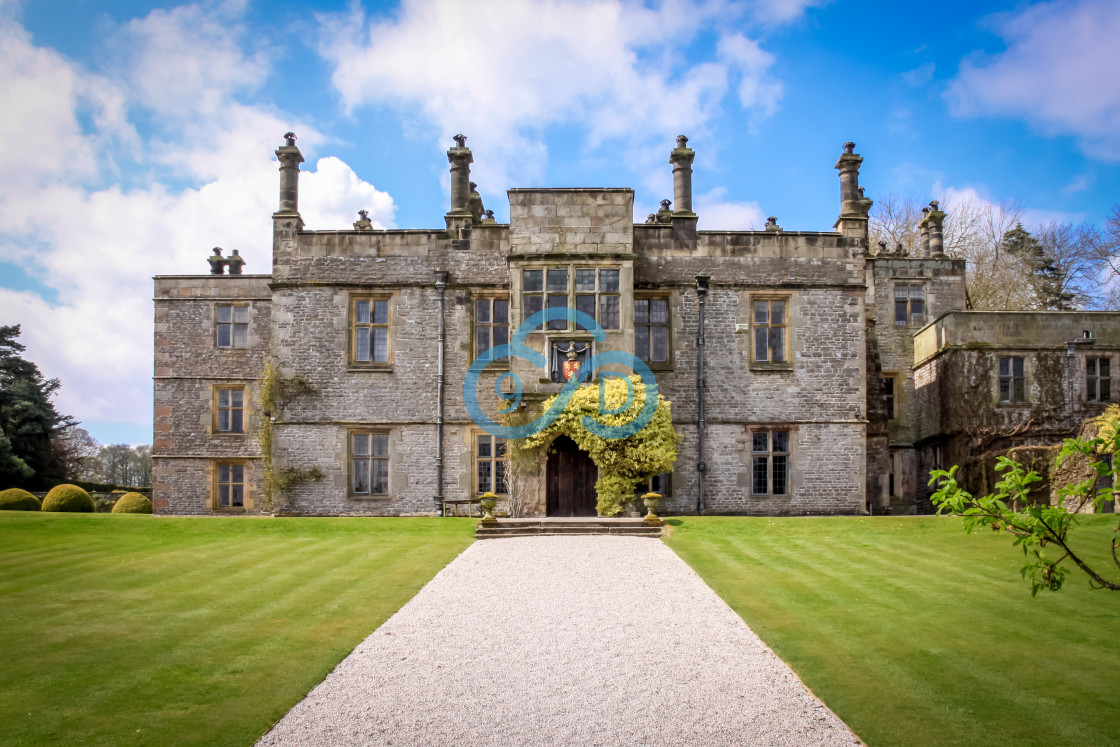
left=258, top=363, right=319, bottom=512
left=522, top=375, right=680, bottom=517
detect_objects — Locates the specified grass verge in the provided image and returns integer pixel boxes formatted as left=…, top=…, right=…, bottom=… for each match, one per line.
left=0, top=513, right=475, bottom=746
left=664, top=515, right=1120, bottom=747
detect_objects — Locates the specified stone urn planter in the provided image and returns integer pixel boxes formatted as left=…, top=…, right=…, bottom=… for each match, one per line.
left=641, top=492, right=662, bottom=525
left=478, top=491, right=498, bottom=523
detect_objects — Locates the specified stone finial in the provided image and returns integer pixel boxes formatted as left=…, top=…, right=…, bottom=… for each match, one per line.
left=283, top=132, right=296, bottom=147
left=858, top=186, right=865, bottom=198
left=453, top=133, right=467, bottom=148
left=226, top=249, right=245, bottom=275
left=469, top=181, right=478, bottom=192
left=929, top=200, right=940, bottom=211
left=843, top=141, right=855, bottom=154
left=482, top=209, right=495, bottom=222
left=878, top=240, right=887, bottom=253
left=353, top=209, right=373, bottom=231
left=922, top=206, right=931, bottom=215
left=207, top=247, right=227, bottom=275
left=676, top=134, right=689, bottom=148
left=646, top=213, right=658, bottom=224
left=765, top=216, right=781, bottom=231
left=660, top=199, right=672, bottom=211
left=895, top=242, right=905, bottom=255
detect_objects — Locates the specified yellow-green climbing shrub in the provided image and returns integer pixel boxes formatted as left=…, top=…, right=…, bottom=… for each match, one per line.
left=523, top=375, right=680, bottom=516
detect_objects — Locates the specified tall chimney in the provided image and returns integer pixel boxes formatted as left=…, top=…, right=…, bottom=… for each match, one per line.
left=926, top=200, right=946, bottom=256
left=275, top=132, right=304, bottom=215
left=919, top=206, right=931, bottom=256
left=670, top=135, right=696, bottom=216
left=447, top=134, right=473, bottom=218
left=833, top=141, right=873, bottom=245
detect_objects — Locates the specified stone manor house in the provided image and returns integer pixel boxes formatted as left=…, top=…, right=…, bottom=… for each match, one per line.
left=152, top=134, right=1120, bottom=516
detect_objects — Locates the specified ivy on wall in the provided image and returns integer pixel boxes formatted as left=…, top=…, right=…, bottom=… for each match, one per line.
left=258, top=364, right=319, bottom=512
left=522, top=376, right=681, bottom=517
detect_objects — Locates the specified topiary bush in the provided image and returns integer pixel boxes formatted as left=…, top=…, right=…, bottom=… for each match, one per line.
left=41, top=484, right=95, bottom=513
left=111, top=492, right=153, bottom=514
left=0, top=488, right=41, bottom=511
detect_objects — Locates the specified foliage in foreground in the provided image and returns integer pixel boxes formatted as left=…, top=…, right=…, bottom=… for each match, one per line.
left=0, top=488, right=40, bottom=511
left=929, top=421, right=1120, bottom=595
left=522, top=375, right=680, bottom=516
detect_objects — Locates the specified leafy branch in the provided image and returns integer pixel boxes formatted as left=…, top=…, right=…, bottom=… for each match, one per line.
left=928, top=421, right=1120, bottom=595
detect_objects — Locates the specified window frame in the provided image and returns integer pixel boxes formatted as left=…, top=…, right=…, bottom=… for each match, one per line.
left=215, top=303, right=249, bottom=349
left=349, top=295, right=393, bottom=369
left=750, top=429, right=790, bottom=497
left=750, top=295, right=791, bottom=368
left=634, top=294, right=672, bottom=370
left=997, top=355, right=1027, bottom=404
left=520, top=264, right=622, bottom=333
left=213, top=385, right=247, bottom=435
left=213, top=460, right=248, bottom=511
left=1086, top=356, right=1112, bottom=403
left=893, top=284, right=926, bottom=327
left=474, top=433, right=509, bottom=497
left=349, top=429, right=392, bottom=498
left=881, top=373, right=898, bottom=420
left=472, top=294, right=511, bottom=367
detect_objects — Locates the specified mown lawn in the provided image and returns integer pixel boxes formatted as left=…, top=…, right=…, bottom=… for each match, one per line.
left=665, top=516, right=1120, bottom=747
left=0, top=513, right=475, bottom=746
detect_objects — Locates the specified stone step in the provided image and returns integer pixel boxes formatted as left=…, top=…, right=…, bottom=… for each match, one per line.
left=475, top=518, right=663, bottom=539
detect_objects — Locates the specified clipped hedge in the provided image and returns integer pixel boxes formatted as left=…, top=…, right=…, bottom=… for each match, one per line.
left=42, top=484, right=95, bottom=513
left=111, top=492, right=153, bottom=514
left=0, top=488, right=41, bottom=511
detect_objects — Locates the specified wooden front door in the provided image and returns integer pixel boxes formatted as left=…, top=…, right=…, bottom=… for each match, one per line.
left=546, top=435, right=598, bottom=517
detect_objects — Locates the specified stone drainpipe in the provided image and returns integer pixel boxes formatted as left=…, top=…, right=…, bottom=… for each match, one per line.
left=696, top=276, right=710, bottom=515
left=434, top=271, right=449, bottom=515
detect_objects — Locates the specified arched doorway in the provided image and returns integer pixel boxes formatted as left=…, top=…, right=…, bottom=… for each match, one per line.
left=546, top=435, right=598, bottom=517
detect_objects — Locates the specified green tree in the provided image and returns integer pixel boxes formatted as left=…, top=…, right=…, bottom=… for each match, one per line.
left=522, top=376, right=680, bottom=516
left=0, top=325, right=74, bottom=488
left=928, top=422, right=1120, bottom=595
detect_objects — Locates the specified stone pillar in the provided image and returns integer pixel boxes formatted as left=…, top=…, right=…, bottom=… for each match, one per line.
left=926, top=201, right=946, bottom=256
left=446, top=134, right=474, bottom=232
left=274, top=132, right=304, bottom=216
left=833, top=142, right=873, bottom=247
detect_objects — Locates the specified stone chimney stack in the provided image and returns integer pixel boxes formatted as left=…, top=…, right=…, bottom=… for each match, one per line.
left=275, top=132, right=304, bottom=216
left=834, top=141, right=873, bottom=246
left=669, top=135, right=697, bottom=240
left=446, top=134, right=474, bottom=233
left=670, top=135, right=696, bottom=216
left=919, top=206, right=931, bottom=256
left=923, top=200, right=947, bottom=257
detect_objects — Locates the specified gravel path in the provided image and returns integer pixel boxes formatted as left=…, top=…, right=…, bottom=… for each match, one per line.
left=258, top=536, right=859, bottom=746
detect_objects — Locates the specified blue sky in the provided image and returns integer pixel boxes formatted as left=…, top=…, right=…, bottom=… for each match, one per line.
left=1, top=0, right=1118, bottom=447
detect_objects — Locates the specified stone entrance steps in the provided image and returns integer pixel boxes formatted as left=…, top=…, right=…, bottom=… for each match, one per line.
left=475, top=517, right=663, bottom=539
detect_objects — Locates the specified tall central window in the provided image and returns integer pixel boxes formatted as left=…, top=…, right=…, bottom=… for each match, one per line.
left=998, top=356, right=1026, bottom=403
left=753, top=299, right=787, bottom=363
left=752, top=430, right=789, bottom=495
left=635, top=298, right=669, bottom=363
left=522, top=267, right=621, bottom=331
left=475, top=298, right=509, bottom=360
left=352, top=433, right=389, bottom=495
left=1088, top=357, right=1111, bottom=402
left=353, top=298, right=390, bottom=364
left=216, top=388, right=244, bottom=433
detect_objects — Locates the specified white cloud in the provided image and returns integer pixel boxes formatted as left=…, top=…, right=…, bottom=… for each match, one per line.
left=901, top=62, right=935, bottom=87
left=0, top=3, right=394, bottom=435
left=316, top=0, right=785, bottom=191
left=945, top=0, right=1120, bottom=160
left=695, top=186, right=765, bottom=229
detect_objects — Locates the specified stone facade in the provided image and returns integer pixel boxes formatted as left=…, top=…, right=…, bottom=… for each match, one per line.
left=152, top=135, right=1119, bottom=517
